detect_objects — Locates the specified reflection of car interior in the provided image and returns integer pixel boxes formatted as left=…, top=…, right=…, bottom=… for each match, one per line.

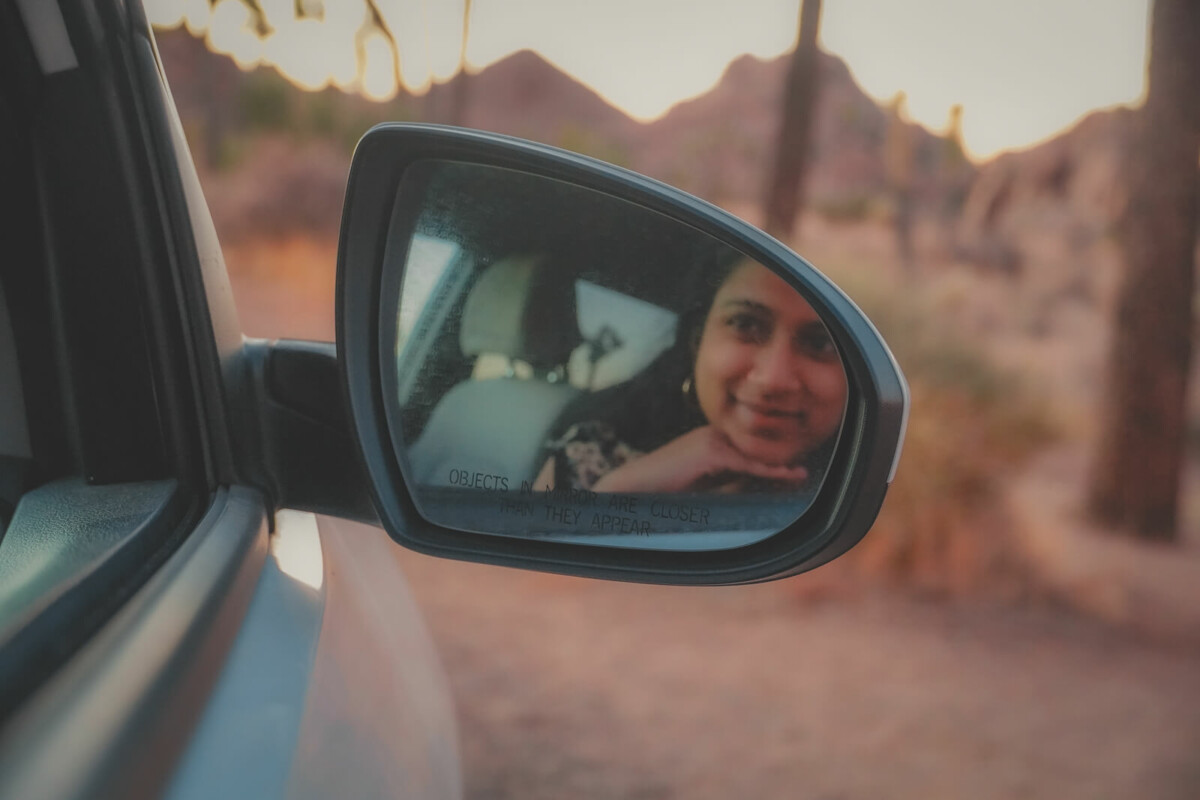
left=392, top=163, right=743, bottom=492
left=408, top=255, right=582, bottom=487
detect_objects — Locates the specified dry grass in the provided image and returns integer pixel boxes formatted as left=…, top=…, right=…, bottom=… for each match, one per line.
left=816, top=257, right=1061, bottom=595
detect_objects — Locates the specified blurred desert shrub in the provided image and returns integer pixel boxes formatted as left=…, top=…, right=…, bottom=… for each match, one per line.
left=239, top=73, right=292, bottom=130
left=231, top=70, right=416, bottom=163
left=556, top=124, right=631, bottom=169
left=825, top=265, right=1059, bottom=593
left=202, top=137, right=350, bottom=243
left=813, top=193, right=881, bottom=224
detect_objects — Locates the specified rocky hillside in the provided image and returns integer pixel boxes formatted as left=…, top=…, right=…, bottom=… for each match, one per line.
left=156, top=28, right=971, bottom=227
left=954, top=108, right=1133, bottom=273
left=431, top=48, right=971, bottom=209
left=630, top=52, right=967, bottom=208
left=427, top=50, right=641, bottom=154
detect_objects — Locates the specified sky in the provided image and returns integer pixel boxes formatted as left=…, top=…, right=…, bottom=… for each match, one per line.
left=146, top=0, right=1151, bottom=161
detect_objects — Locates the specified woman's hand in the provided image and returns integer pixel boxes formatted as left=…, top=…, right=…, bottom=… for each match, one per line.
left=591, top=426, right=807, bottom=494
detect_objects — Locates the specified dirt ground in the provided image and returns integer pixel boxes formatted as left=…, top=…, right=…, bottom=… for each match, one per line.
left=394, top=547, right=1200, bottom=800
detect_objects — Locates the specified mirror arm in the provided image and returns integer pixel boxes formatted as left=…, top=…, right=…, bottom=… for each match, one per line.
left=242, top=339, right=379, bottom=525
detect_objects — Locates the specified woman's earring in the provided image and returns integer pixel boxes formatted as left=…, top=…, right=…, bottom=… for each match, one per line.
left=681, top=376, right=696, bottom=404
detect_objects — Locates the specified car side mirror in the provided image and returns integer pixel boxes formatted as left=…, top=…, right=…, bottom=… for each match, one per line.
left=338, top=124, right=908, bottom=584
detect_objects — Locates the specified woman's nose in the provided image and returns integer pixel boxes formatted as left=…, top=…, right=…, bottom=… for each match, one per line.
left=749, top=335, right=804, bottom=393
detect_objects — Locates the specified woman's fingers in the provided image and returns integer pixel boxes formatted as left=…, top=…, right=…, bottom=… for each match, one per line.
left=704, top=432, right=808, bottom=485
left=594, top=427, right=810, bottom=494
left=724, top=457, right=808, bottom=484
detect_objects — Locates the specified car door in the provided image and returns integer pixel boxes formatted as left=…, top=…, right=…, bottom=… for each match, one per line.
left=0, top=2, right=459, bottom=798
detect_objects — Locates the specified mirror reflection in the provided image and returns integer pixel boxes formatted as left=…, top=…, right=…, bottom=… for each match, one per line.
left=381, top=161, right=848, bottom=549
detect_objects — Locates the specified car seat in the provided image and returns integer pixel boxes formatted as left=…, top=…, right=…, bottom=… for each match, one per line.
left=407, top=255, right=583, bottom=489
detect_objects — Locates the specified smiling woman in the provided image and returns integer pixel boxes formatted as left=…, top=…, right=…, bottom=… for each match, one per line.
left=537, top=259, right=848, bottom=496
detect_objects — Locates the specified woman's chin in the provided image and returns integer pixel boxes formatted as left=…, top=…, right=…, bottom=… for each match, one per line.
left=726, top=431, right=805, bottom=469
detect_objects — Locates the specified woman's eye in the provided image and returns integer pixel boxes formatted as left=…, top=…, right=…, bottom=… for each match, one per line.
left=726, top=313, right=770, bottom=343
left=798, top=327, right=837, bottom=360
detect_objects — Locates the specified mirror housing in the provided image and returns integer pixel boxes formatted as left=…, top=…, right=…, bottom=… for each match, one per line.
left=338, top=124, right=908, bottom=584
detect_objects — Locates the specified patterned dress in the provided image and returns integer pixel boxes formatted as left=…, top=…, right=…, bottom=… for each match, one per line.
left=545, top=421, right=643, bottom=491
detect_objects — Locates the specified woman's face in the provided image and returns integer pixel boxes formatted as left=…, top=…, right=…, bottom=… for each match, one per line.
left=694, top=262, right=848, bottom=466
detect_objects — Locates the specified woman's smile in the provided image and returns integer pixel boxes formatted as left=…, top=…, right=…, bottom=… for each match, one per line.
left=733, top=396, right=805, bottom=423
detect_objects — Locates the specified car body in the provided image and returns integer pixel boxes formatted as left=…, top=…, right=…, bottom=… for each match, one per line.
left=0, top=2, right=459, bottom=797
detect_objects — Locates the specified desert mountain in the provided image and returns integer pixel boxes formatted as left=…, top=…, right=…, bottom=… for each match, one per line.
left=954, top=108, right=1133, bottom=272
left=156, top=28, right=987, bottom=233
left=426, top=50, right=642, bottom=149
left=634, top=52, right=967, bottom=206
left=959, top=108, right=1131, bottom=238
left=431, top=48, right=969, bottom=209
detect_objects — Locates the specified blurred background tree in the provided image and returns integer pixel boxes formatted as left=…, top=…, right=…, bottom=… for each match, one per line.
left=763, top=0, right=822, bottom=238
left=1087, top=0, right=1200, bottom=542
left=883, top=91, right=915, bottom=271
left=450, top=0, right=472, bottom=125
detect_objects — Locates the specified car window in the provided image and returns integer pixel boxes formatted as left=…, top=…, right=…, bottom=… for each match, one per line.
left=397, top=234, right=460, bottom=348
left=570, top=279, right=677, bottom=390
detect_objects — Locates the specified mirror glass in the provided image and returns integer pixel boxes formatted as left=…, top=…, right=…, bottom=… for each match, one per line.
left=379, top=160, right=848, bottom=550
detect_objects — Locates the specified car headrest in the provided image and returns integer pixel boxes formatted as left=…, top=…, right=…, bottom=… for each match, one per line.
left=459, top=255, right=581, bottom=370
